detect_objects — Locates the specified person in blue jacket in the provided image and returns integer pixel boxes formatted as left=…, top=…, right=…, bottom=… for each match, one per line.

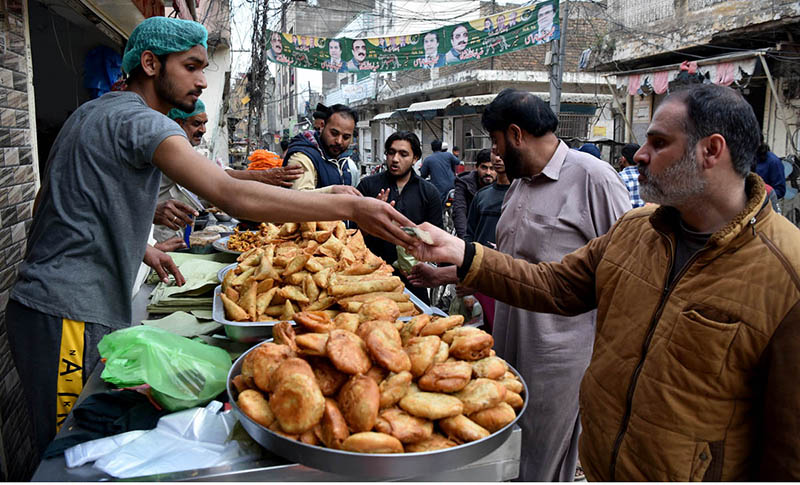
left=755, top=140, right=786, bottom=199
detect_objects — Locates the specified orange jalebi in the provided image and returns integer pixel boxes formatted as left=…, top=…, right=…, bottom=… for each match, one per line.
left=247, top=149, right=283, bottom=170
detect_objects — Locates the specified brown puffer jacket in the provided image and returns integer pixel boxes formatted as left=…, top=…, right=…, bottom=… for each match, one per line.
left=463, top=174, right=800, bottom=480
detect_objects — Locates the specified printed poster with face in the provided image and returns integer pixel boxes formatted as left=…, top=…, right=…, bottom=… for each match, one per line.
left=264, top=0, right=559, bottom=73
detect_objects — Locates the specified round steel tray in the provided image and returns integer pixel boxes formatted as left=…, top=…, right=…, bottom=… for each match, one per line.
left=227, top=341, right=528, bottom=479
left=212, top=236, right=242, bottom=255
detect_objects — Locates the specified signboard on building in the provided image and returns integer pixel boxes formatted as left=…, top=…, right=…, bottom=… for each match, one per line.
left=264, top=0, right=559, bottom=73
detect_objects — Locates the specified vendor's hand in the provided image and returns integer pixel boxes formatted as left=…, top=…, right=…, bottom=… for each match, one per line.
left=250, top=166, right=304, bottom=187
left=376, top=188, right=396, bottom=207
left=154, top=237, right=186, bottom=252
left=330, top=185, right=363, bottom=196
left=143, top=245, right=186, bottom=286
left=154, top=199, right=197, bottom=230
left=408, top=222, right=466, bottom=266
left=351, top=197, right=416, bottom=248
left=408, top=263, right=458, bottom=288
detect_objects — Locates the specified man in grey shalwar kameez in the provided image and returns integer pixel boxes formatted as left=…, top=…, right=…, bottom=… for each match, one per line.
left=483, top=89, right=631, bottom=481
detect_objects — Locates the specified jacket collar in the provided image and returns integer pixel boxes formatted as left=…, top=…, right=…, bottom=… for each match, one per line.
left=649, top=173, right=769, bottom=248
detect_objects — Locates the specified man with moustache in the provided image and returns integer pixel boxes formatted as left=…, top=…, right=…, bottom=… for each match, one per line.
left=409, top=84, right=800, bottom=480
left=284, top=104, right=361, bottom=194
left=452, top=148, right=496, bottom=240
left=357, top=131, right=443, bottom=303
left=6, top=17, right=416, bottom=457
left=445, top=25, right=469, bottom=64
left=346, top=39, right=368, bottom=71
left=416, top=88, right=631, bottom=481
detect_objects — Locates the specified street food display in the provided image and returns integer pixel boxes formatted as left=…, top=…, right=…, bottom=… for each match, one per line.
left=220, top=221, right=422, bottom=322
left=230, top=309, right=525, bottom=454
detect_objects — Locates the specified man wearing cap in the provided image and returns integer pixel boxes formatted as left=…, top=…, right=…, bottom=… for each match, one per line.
left=618, top=143, right=644, bottom=208
left=5, top=16, right=415, bottom=457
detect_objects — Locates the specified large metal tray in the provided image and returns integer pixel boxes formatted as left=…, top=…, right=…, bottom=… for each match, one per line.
left=213, top=285, right=445, bottom=343
left=226, top=342, right=529, bottom=479
left=212, top=236, right=242, bottom=255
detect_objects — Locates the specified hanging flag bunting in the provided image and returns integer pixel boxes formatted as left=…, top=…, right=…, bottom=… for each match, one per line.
left=265, top=0, right=559, bottom=73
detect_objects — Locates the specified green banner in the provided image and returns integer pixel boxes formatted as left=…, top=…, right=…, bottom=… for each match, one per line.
left=265, top=0, right=559, bottom=73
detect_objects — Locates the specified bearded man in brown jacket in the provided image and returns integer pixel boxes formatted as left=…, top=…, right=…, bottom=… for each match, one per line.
left=409, top=83, right=800, bottom=481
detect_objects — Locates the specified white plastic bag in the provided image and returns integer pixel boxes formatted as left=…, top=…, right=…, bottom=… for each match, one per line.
left=66, top=401, right=260, bottom=479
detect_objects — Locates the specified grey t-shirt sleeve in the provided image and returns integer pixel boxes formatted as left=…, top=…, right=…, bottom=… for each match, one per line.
left=117, top=110, right=187, bottom=169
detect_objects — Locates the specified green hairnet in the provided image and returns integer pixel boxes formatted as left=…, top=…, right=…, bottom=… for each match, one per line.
left=122, top=17, right=208, bottom=75
left=168, top=99, right=205, bottom=120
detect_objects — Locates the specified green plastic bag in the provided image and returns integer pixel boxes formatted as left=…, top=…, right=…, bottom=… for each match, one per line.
left=98, top=326, right=232, bottom=411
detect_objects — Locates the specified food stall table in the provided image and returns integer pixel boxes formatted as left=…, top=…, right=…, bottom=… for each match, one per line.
left=31, top=284, right=523, bottom=481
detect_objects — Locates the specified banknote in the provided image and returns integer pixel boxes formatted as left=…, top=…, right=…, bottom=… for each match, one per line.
left=401, top=226, right=434, bottom=245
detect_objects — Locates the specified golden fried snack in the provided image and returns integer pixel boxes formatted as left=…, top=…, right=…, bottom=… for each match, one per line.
left=312, top=267, right=333, bottom=288
left=441, top=326, right=482, bottom=344
left=255, top=287, right=278, bottom=318
left=300, top=221, right=317, bottom=233
left=399, top=392, right=463, bottom=420
left=268, top=420, right=299, bottom=441
left=405, top=336, right=441, bottom=378
left=269, top=357, right=315, bottom=392
left=339, top=246, right=356, bottom=265
left=232, top=374, right=251, bottom=393
left=278, top=222, right=299, bottom=237
left=357, top=297, right=400, bottom=322
left=338, top=292, right=410, bottom=305
left=329, top=277, right=403, bottom=297
left=255, top=253, right=280, bottom=281
left=305, top=256, right=325, bottom=273
left=472, top=356, right=508, bottom=380
left=355, top=320, right=383, bottom=342
left=238, top=277, right=259, bottom=320
left=295, top=333, right=329, bottom=357
left=318, top=398, right=350, bottom=449
left=294, top=310, right=333, bottom=333
left=319, top=234, right=344, bottom=258
left=238, top=389, right=275, bottom=428
left=338, top=375, right=380, bottom=432
left=404, top=433, right=458, bottom=452
left=300, top=429, right=320, bottom=446
left=232, top=266, right=256, bottom=286
left=366, top=321, right=411, bottom=373
left=454, top=378, right=507, bottom=415
left=366, top=365, right=389, bottom=384
left=434, top=340, right=449, bottom=364
left=305, top=297, right=336, bottom=312
left=334, top=221, right=347, bottom=240
left=286, top=270, right=310, bottom=286
left=273, top=321, right=299, bottom=353
left=469, top=402, right=516, bottom=432
left=279, top=285, right=310, bottom=304
left=256, top=278, right=275, bottom=293
left=504, top=390, right=524, bottom=411
left=420, top=315, right=464, bottom=337
left=326, top=329, right=371, bottom=375
left=270, top=372, right=325, bottom=434
left=309, top=357, right=348, bottom=397
left=375, top=408, right=434, bottom=444
left=250, top=343, right=294, bottom=392
left=221, top=267, right=236, bottom=293
left=439, top=415, right=490, bottom=443
left=400, top=314, right=430, bottom=345
left=221, top=293, right=249, bottom=322
left=303, top=274, right=320, bottom=303
left=449, top=330, right=494, bottom=361
left=417, top=361, right=473, bottom=393
left=499, top=375, right=524, bottom=394
left=224, top=287, right=240, bottom=304
left=332, top=312, right=360, bottom=333
left=379, top=371, right=413, bottom=409
left=240, top=248, right=263, bottom=268
left=341, top=432, right=404, bottom=454
left=279, top=300, right=296, bottom=321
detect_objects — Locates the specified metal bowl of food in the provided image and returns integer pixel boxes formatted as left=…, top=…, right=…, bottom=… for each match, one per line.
left=226, top=341, right=528, bottom=479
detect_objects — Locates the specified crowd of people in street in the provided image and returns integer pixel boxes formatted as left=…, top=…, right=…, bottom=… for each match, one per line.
left=5, top=14, right=800, bottom=482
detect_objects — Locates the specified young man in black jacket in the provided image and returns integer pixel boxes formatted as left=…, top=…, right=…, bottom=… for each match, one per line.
left=453, top=148, right=496, bottom=239
left=357, top=131, right=443, bottom=303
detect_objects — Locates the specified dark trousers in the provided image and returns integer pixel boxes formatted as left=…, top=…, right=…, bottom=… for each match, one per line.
left=5, top=299, right=110, bottom=457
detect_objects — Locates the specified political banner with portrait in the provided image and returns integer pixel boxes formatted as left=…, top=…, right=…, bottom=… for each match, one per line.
left=264, top=0, right=559, bottom=73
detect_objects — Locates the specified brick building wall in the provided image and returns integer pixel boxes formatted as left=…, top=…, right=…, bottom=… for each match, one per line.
left=0, top=1, right=40, bottom=481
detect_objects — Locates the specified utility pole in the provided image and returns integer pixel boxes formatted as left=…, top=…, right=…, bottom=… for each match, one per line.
left=548, top=0, right=569, bottom=114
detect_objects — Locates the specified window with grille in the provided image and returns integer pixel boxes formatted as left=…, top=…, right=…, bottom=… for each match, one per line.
left=556, top=113, right=592, bottom=139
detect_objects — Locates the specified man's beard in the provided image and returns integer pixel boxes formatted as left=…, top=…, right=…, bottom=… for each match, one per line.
left=639, top=147, right=706, bottom=206
left=155, top=68, right=196, bottom=113
left=502, top=144, right=524, bottom=181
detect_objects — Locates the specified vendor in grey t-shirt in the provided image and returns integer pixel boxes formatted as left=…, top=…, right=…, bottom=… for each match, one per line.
left=5, top=16, right=417, bottom=458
